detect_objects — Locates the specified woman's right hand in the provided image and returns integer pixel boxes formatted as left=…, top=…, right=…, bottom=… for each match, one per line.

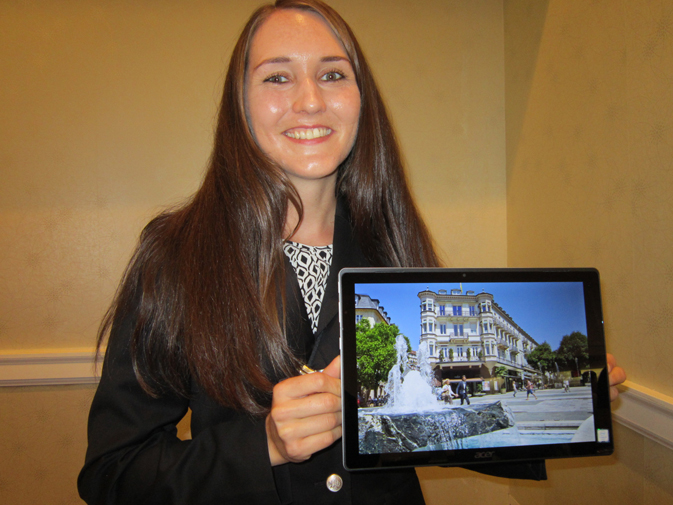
left=266, top=356, right=342, bottom=466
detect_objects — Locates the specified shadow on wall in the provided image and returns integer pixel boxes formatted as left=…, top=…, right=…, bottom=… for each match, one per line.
left=504, top=0, right=550, bottom=173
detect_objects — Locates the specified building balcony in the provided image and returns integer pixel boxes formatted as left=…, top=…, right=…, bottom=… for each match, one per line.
left=494, top=357, right=525, bottom=368
left=435, top=357, right=485, bottom=365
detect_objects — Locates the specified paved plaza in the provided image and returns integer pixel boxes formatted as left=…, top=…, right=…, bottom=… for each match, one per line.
left=467, top=386, right=593, bottom=422
left=459, top=385, right=595, bottom=442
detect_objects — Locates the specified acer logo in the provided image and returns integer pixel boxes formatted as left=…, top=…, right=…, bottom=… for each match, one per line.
left=474, top=451, right=495, bottom=459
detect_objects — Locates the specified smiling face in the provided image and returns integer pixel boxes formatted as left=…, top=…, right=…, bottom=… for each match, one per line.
left=245, top=9, right=361, bottom=187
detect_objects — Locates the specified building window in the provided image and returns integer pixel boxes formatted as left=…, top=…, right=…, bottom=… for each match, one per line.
left=440, top=324, right=447, bottom=334
left=422, top=299, right=434, bottom=312
left=356, top=315, right=363, bottom=323
left=429, top=344, right=435, bottom=356
left=469, top=306, right=476, bottom=316
left=454, top=324, right=464, bottom=336
left=423, top=319, right=434, bottom=333
left=453, top=305, right=462, bottom=316
left=457, top=346, right=463, bottom=357
left=439, top=305, right=445, bottom=316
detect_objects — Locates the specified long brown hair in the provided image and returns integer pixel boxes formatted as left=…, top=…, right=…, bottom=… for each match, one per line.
left=98, top=0, right=439, bottom=415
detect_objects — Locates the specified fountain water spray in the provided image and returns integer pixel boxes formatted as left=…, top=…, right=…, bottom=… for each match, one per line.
left=381, top=336, right=443, bottom=413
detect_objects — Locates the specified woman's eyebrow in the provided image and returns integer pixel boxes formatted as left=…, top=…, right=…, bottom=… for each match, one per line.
left=253, top=56, right=291, bottom=71
left=321, top=56, right=350, bottom=64
left=253, top=55, right=350, bottom=71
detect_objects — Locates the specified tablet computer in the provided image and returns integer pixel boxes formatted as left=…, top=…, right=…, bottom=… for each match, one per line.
left=338, top=268, right=613, bottom=470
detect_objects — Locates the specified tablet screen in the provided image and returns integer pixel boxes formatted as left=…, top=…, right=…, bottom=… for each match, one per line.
left=339, top=268, right=613, bottom=470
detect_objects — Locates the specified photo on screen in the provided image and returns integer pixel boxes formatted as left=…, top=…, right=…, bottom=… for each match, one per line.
left=353, top=281, right=602, bottom=455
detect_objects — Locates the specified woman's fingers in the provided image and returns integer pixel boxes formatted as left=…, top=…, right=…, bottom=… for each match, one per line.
left=606, top=353, right=627, bottom=402
left=268, top=412, right=342, bottom=463
left=274, top=370, right=341, bottom=402
left=282, top=424, right=343, bottom=462
left=267, top=399, right=342, bottom=464
left=272, top=389, right=341, bottom=423
left=322, top=355, right=341, bottom=379
left=266, top=362, right=344, bottom=465
left=274, top=410, right=342, bottom=448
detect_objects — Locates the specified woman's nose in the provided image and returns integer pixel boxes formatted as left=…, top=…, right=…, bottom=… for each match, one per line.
left=292, top=78, right=326, bottom=114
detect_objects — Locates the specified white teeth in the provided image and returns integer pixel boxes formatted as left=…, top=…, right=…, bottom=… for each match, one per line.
left=284, top=127, right=331, bottom=139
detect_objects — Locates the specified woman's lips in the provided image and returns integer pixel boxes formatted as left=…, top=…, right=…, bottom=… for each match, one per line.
left=283, top=127, right=333, bottom=140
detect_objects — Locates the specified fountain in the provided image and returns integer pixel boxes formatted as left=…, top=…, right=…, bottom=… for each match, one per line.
left=359, top=336, right=516, bottom=454
left=380, top=338, right=441, bottom=413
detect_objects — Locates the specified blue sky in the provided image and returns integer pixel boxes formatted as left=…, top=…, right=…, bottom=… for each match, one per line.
left=355, top=282, right=587, bottom=352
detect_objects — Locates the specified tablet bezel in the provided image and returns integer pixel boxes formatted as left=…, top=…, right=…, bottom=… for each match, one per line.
left=339, top=268, right=614, bottom=471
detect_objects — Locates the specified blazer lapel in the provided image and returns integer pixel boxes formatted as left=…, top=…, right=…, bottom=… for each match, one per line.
left=308, top=199, right=369, bottom=369
left=283, top=254, right=315, bottom=366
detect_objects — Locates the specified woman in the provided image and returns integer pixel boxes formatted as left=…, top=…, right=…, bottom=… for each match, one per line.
left=441, top=379, right=455, bottom=405
left=79, top=2, right=436, bottom=503
left=78, top=1, right=626, bottom=504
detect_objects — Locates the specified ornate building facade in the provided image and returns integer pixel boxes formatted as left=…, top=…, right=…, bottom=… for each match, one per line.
left=418, top=287, right=539, bottom=381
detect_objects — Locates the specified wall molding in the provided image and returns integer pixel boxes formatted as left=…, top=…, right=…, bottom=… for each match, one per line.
left=0, top=349, right=101, bottom=386
left=613, top=380, right=673, bottom=452
left=1, top=351, right=672, bottom=452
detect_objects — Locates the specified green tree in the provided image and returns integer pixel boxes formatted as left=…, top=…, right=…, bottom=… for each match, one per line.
left=466, top=348, right=471, bottom=361
left=556, top=331, right=589, bottom=371
left=356, top=319, right=401, bottom=397
left=526, top=342, right=555, bottom=371
left=448, top=348, right=454, bottom=361
left=492, top=366, right=508, bottom=393
left=492, top=366, right=509, bottom=378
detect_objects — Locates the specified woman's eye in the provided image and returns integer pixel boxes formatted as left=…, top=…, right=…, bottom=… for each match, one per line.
left=265, top=74, right=288, bottom=84
left=321, top=71, right=345, bottom=82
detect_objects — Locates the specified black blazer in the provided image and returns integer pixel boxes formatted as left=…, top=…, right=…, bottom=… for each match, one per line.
left=78, top=202, right=544, bottom=505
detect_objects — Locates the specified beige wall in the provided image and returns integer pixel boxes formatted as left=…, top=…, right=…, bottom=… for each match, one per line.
left=1, top=0, right=671, bottom=504
left=0, top=385, right=94, bottom=502
left=0, top=1, right=506, bottom=503
left=506, top=0, right=673, bottom=398
left=505, top=0, right=673, bottom=504
left=0, top=0, right=506, bottom=354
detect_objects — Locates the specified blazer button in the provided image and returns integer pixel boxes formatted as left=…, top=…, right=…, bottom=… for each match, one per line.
left=326, top=473, right=343, bottom=492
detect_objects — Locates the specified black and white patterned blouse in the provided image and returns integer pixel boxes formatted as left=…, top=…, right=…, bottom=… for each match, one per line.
left=283, top=241, right=333, bottom=334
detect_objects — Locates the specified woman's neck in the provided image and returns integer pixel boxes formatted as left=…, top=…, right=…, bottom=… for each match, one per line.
left=284, top=177, right=337, bottom=247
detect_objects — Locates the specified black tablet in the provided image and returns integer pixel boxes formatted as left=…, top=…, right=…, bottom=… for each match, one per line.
left=338, top=268, right=614, bottom=470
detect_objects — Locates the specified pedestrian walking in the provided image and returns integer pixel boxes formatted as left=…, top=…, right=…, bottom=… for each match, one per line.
left=457, top=375, right=470, bottom=405
left=525, top=379, right=538, bottom=400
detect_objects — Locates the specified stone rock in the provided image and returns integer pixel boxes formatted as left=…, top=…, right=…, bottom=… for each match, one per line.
left=358, top=401, right=515, bottom=454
